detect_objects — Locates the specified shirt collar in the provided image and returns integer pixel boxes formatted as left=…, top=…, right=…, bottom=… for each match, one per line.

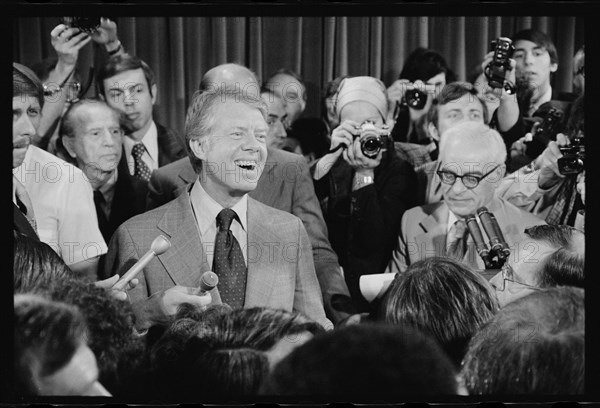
left=447, top=210, right=459, bottom=233
left=529, top=86, right=553, bottom=115
left=97, top=167, right=118, bottom=201
left=124, top=121, right=158, bottom=161
left=190, top=177, right=248, bottom=237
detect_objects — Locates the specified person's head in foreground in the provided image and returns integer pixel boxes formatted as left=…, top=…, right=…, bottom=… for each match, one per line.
left=14, top=293, right=110, bottom=397
left=260, top=323, right=460, bottom=399
left=381, top=257, right=500, bottom=368
left=460, top=286, right=584, bottom=394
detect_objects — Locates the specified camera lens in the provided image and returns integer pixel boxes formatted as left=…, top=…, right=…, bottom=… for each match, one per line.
left=360, top=136, right=381, bottom=158
left=405, top=89, right=427, bottom=110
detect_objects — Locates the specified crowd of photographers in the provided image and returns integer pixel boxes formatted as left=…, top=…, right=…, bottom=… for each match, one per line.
left=12, top=18, right=585, bottom=400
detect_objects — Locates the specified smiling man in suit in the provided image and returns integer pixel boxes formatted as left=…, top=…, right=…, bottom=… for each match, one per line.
left=387, top=121, right=545, bottom=274
left=145, top=63, right=354, bottom=325
left=104, top=87, right=331, bottom=331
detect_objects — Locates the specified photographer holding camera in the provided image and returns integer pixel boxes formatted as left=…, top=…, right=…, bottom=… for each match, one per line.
left=313, top=76, right=417, bottom=313
left=31, top=17, right=125, bottom=156
left=386, top=48, right=455, bottom=148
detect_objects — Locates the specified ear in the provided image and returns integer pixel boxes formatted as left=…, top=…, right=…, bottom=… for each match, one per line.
left=189, top=137, right=209, bottom=162
left=550, top=62, right=558, bottom=73
left=62, top=137, right=77, bottom=159
left=151, top=83, right=158, bottom=105
left=428, top=122, right=440, bottom=143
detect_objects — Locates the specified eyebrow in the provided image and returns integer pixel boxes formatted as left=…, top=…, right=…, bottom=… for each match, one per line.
left=108, top=83, right=143, bottom=92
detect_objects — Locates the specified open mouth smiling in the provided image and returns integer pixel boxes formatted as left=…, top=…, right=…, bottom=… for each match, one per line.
left=235, top=160, right=257, bottom=171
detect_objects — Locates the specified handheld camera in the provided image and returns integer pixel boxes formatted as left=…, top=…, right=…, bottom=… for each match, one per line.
left=484, top=37, right=515, bottom=93
left=558, top=131, right=585, bottom=175
left=525, top=107, right=564, bottom=159
left=357, top=122, right=390, bottom=159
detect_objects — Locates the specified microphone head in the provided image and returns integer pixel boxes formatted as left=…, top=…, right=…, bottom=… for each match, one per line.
left=151, top=235, right=172, bottom=255
left=476, top=207, right=490, bottom=216
left=200, top=271, right=219, bottom=291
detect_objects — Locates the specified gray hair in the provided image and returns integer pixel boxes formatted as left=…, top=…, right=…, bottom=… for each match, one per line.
left=184, top=87, right=268, bottom=173
left=439, top=121, right=507, bottom=165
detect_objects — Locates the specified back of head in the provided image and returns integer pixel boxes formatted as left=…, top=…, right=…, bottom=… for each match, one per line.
left=381, top=257, right=499, bottom=367
left=13, top=62, right=44, bottom=109
left=14, top=294, right=85, bottom=397
left=428, top=81, right=490, bottom=128
left=524, top=225, right=585, bottom=288
left=335, top=76, right=388, bottom=122
left=96, top=53, right=155, bottom=97
left=439, top=121, right=507, bottom=164
left=44, top=277, right=144, bottom=396
left=512, top=29, right=558, bottom=65
left=400, top=47, right=455, bottom=83
left=260, top=323, right=458, bottom=398
left=200, top=63, right=260, bottom=94
left=13, top=233, right=77, bottom=294
left=461, top=286, right=584, bottom=394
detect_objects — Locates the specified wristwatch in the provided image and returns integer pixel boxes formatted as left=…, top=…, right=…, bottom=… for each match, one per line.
left=353, top=175, right=374, bottom=190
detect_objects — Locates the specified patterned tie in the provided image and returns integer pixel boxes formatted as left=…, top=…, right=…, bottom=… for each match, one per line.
left=131, top=143, right=152, bottom=182
left=13, top=176, right=37, bottom=232
left=213, top=208, right=247, bottom=309
left=446, top=219, right=468, bottom=261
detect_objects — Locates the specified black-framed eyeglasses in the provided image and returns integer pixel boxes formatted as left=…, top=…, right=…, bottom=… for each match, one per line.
left=436, top=163, right=501, bottom=189
left=575, top=65, right=584, bottom=77
left=496, top=262, right=542, bottom=292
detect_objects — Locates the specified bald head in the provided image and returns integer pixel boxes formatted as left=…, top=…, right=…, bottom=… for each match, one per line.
left=199, top=63, right=260, bottom=97
left=439, top=121, right=506, bottom=165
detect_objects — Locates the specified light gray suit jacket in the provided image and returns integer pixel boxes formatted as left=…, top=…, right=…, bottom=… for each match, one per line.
left=104, top=187, right=332, bottom=331
left=386, top=196, right=547, bottom=274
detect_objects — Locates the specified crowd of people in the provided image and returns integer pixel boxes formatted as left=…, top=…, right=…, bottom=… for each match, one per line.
left=12, top=19, right=585, bottom=400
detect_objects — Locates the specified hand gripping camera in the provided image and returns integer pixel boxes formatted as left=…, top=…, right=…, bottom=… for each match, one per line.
left=558, top=131, right=585, bottom=175
left=357, top=122, right=390, bottom=159
left=525, top=107, right=565, bottom=159
left=484, top=37, right=516, bottom=94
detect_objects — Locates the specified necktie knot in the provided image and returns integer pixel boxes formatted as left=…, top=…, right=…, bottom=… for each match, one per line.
left=217, top=208, right=238, bottom=231
left=451, top=219, right=467, bottom=239
left=132, top=143, right=146, bottom=158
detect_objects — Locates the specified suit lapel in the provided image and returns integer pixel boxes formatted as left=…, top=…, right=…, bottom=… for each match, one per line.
left=244, top=197, right=279, bottom=307
left=416, top=202, right=449, bottom=257
left=155, top=189, right=211, bottom=288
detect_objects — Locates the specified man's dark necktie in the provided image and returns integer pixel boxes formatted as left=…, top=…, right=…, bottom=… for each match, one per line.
left=131, top=143, right=152, bottom=182
left=446, top=219, right=468, bottom=261
left=213, top=208, right=247, bottom=309
left=13, top=176, right=37, bottom=232
left=93, top=190, right=108, bottom=238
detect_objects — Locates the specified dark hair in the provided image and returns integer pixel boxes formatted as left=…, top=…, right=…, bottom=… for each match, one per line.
left=524, top=224, right=585, bottom=288
left=286, top=118, right=331, bottom=160
left=14, top=294, right=85, bottom=396
left=13, top=62, right=44, bottom=109
left=42, top=277, right=146, bottom=396
left=321, top=75, right=348, bottom=120
left=150, top=306, right=323, bottom=399
left=266, top=68, right=307, bottom=100
left=96, top=54, right=155, bottom=98
left=381, top=257, right=499, bottom=367
left=13, top=233, right=77, bottom=294
left=260, top=323, right=458, bottom=398
left=399, top=47, right=456, bottom=83
left=461, top=286, right=584, bottom=394
left=428, top=81, right=489, bottom=129
left=513, top=29, right=558, bottom=65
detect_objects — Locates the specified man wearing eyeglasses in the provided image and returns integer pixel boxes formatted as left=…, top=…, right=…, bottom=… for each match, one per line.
left=387, top=121, right=545, bottom=274
left=488, top=224, right=584, bottom=308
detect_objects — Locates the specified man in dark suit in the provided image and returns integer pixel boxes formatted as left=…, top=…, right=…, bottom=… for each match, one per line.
left=387, top=122, right=545, bottom=274
left=96, top=54, right=185, bottom=182
left=147, top=63, right=354, bottom=324
left=59, top=99, right=148, bottom=243
left=105, top=87, right=331, bottom=331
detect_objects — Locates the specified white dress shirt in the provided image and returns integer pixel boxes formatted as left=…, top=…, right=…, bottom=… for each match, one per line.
left=13, top=146, right=108, bottom=266
left=189, top=178, right=248, bottom=268
left=123, top=121, right=159, bottom=175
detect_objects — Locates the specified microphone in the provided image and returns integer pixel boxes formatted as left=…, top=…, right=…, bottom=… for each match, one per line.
left=194, top=271, right=219, bottom=296
left=465, top=215, right=490, bottom=261
left=112, top=235, right=171, bottom=291
left=477, top=207, right=511, bottom=261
